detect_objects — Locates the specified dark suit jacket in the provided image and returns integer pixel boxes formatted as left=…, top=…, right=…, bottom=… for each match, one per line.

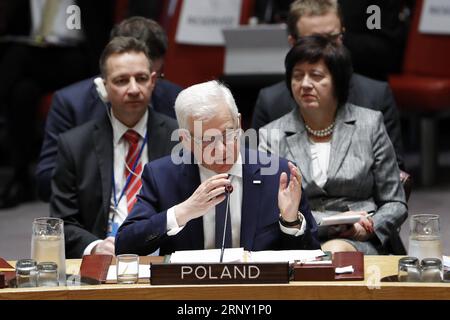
left=115, top=148, right=320, bottom=256
left=251, top=73, right=405, bottom=169
left=36, top=76, right=183, bottom=201
left=50, top=109, right=178, bottom=258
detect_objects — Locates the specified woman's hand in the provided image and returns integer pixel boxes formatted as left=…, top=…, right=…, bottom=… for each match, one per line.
left=337, top=211, right=374, bottom=241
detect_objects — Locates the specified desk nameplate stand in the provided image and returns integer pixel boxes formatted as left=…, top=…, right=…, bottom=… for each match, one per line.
left=150, top=262, right=289, bottom=285
left=293, top=251, right=364, bottom=281
left=0, top=258, right=16, bottom=288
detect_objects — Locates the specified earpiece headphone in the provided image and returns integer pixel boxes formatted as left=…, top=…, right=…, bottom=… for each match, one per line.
left=93, top=77, right=142, bottom=179
left=94, top=77, right=108, bottom=103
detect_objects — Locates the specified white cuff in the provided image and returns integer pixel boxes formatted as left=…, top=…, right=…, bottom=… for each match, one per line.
left=279, top=212, right=306, bottom=237
left=166, top=206, right=185, bottom=236
left=83, top=239, right=103, bottom=256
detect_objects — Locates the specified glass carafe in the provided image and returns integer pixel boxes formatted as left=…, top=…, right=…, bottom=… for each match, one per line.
left=408, top=214, right=442, bottom=262
left=31, top=217, right=66, bottom=285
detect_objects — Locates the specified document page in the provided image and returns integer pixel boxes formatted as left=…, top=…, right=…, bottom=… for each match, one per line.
left=170, top=248, right=245, bottom=263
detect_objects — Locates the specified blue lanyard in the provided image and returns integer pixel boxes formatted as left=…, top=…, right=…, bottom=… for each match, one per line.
left=112, top=131, right=148, bottom=209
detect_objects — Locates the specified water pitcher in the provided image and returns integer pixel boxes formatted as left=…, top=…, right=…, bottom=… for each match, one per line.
left=408, top=214, right=442, bottom=262
left=31, top=217, right=66, bottom=285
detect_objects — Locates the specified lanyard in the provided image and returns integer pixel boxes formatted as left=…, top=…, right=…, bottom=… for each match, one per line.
left=112, top=131, right=148, bottom=210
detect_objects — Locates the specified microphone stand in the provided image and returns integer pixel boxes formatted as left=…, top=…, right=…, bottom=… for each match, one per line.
left=220, top=184, right=233, bottom=263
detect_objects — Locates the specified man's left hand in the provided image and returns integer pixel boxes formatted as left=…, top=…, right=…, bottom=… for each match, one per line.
left=278, top=161, right=302, bottom=222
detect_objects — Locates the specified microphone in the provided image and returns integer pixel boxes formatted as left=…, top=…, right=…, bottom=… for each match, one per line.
left=219, top=183, right=233, bottom=263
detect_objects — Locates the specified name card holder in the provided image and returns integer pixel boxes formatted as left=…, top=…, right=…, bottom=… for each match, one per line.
left=293, top=251, right=364, bottom=281
left=150, top=262, right=289, bottom=285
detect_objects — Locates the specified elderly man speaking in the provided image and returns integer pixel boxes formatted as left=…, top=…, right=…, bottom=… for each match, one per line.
left=116, top=80, right=319, bottom=256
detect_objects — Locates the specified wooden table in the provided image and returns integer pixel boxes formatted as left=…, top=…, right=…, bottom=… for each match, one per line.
left=1, top=256, right=450, bottom=300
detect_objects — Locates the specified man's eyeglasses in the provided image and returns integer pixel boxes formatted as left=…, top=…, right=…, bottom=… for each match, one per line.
left=324, top=32, right=344, bottom=42
left=189, top=129, right=240, bottom=148
left=295, top=32, right=344, bottom=43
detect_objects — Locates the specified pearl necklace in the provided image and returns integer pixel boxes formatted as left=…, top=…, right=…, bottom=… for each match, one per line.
left=304, top=122, right=335, bottom=137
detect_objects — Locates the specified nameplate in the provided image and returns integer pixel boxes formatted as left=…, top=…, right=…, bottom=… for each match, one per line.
left=150, top=263, right=289, bottom=285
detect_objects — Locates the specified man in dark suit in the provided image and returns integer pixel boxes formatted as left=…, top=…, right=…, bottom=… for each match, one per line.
left=115, top=80, right=320, bottom=256
left=36, top=17, right=183, bottom=202
left=51, top=37, right=178, bottom=258
left=252, top=0, right=404, bottom=170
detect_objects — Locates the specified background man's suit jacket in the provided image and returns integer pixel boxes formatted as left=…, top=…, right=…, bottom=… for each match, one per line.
left=252, top=74, right=404, bottom=169
left=36, top=76, right=182, bottom=201
left=259, top=104, right=407, bottom=254
left=50, top=109, right=178, bottom=258
left=115, top=148, right=321, bottom=256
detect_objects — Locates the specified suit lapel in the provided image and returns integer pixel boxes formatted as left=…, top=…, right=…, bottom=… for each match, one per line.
left=93, top=115, right=114, bottom=217
left=240, top=149, right=261, bottom=250
left=146, top=108, right=167, bottom=160
left=283, top=109, right=314, bottom=186
left=326, top=103, right=356, bottom=180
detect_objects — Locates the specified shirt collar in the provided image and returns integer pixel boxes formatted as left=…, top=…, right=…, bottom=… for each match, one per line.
left=198, top=152, right=243, bottom=181
left=111, top=109, right=148, bottom=145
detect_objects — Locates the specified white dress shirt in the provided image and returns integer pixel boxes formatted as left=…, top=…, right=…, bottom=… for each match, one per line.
left=309, top=139, right=331, bottom=188
left=166, top=152, right=306, bottom=249
left=83, top=110, right=148, bottom=255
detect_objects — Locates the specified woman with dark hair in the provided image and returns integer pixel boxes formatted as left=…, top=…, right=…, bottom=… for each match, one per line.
left=259, top=35, right=407, bottom=254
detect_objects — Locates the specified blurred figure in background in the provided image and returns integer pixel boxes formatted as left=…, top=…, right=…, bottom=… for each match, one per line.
left=0, top=0, right=114, bottom=208
left=339, top=0, right=412, bottom=81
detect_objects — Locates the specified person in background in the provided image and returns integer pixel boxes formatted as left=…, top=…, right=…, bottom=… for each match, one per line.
left=115, top=80, right=320, bottom=256
left=50, top=37, right=178, bottom=258
left=0, top=0, right=114, bottom=208
left=36, top=17, right=183, bottom=202
left=252, top=0, right=405, bottom=171
left=259, top=35, right=407, bottom=254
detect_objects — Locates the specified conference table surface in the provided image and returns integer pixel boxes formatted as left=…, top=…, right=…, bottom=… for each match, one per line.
left=1, top=256, right=450, bottom=300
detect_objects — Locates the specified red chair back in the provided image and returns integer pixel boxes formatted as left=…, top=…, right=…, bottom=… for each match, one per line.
left=402, top=0, right=450, bottom=77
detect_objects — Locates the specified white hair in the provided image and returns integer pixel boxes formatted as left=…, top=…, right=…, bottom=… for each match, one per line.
left=174, top=80, right=239, bottom=130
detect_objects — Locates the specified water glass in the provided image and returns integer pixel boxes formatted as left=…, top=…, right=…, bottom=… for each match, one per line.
left=116, top=254, right=139, bottom=284
left=398, top=257, right=420, bottom=282
left=37, top=262, right=59, bottom=287
left=420, top=258, right=442, bottom=282
left=408, top=214, right=442, bottom=262
left=31, top=217, right=66, bottom=285
left=15, top=259, right=38, bottom=288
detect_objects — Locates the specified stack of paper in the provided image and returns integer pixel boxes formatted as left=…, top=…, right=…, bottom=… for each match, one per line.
left=170, top=248, right=245, bottom=263
left=249, top=250, right=326, bottom=264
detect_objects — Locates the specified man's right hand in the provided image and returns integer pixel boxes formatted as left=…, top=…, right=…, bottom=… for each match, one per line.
left=174, top=173, right=231, bottom=227
left=92, top=237, right=115, bottom=255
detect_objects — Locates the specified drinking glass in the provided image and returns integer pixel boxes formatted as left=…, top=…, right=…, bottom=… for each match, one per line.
left=15, top=259, right=38, bottom=288
left=37, top=262, right=59, bottom=287
left=420, top=258, right=442, bottom=282
left=116, top=254, right=139, bottom=284
left=398, top=256, right=421, bottom=282
left=31, top=217, right=66, bottom=285
left=408, top=214, right=442, bottom=262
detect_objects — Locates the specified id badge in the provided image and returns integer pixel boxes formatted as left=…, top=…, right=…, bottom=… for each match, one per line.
left=107, top=220, right=119, bottom=237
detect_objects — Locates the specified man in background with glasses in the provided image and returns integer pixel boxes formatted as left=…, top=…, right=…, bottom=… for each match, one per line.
left=252, top=0, right=405, bottom=171
left=116, top=80, right=320, bottom=256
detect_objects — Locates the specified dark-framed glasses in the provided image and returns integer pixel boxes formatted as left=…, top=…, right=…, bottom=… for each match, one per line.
left=190, top=129, right=240, bottom=148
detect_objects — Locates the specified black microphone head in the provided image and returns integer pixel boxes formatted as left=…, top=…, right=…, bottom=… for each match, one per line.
left=225, top=184, right=233, bottom=194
